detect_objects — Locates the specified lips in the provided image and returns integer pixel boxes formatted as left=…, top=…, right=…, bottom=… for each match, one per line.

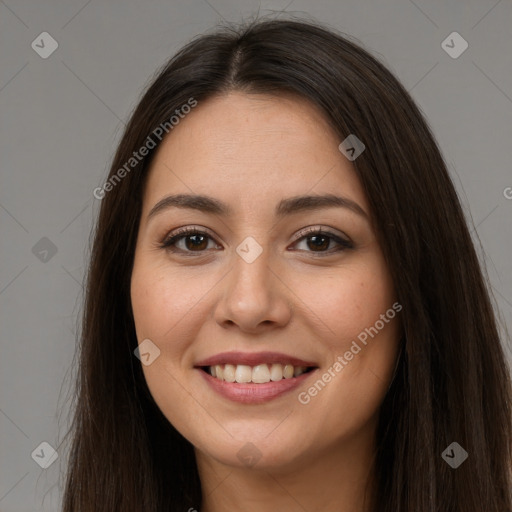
left=195, top=351, right=317, bottom=368
left=195, top=351, right=319, bottom=404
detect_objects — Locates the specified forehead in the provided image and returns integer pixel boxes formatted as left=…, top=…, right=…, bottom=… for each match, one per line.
left=142, top=91, right=369, bottom=218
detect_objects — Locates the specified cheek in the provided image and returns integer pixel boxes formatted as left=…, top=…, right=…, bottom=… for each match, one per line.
left=292, top=260, right=396, bottom=351
left=130, top=259, right=213, bottom=421
left=131, top=258, right=207, bottom=339
left=293, top=262, right=400, bottom=439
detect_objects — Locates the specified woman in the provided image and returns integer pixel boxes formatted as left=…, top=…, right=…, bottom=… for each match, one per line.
left=62, top=17, right=512, bottom=512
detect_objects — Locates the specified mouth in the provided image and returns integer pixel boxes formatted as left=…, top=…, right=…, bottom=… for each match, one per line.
left=199, top=363, right=316, bottom=383
left=194, top=351, right=319, bottom=404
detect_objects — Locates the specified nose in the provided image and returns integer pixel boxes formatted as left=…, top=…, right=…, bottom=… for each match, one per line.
left=213, top=248, right=292, bottom=334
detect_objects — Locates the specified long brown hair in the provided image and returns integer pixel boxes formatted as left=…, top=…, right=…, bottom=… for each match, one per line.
left=61, top=16, right=512, bottom=511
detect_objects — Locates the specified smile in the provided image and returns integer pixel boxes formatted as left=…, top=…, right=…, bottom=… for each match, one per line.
left=203, top=363, right=314, bottom=383
left=195, top=351, right=319, bottom=404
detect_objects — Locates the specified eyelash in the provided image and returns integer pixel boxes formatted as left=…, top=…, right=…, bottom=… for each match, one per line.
left=158, top=226, right=353, bottom=256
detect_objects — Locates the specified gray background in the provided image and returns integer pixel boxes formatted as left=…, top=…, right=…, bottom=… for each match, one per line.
left=1, top=0, right=511, bottom=510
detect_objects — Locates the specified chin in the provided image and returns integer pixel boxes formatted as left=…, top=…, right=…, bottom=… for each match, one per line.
left=192, top=424, right=311, bottom=470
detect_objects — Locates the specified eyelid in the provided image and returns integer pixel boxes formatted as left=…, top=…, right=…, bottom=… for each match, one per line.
left=292, top=225, right=349, bottom=243
left=162, top=225, right=216, bottom=241
left=159, top=225, right=220, bottom=251
left=159, top=225, right=353, bottom=254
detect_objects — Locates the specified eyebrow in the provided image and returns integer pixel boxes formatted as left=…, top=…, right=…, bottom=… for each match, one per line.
left=147, top=193, right=369, bottom=221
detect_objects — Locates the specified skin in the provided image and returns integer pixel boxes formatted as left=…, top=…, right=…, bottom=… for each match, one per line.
left=130, top=91, right=402, bottom=512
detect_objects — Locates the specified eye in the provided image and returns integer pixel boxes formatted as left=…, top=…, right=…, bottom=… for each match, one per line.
left=159, top=227, right=220, bottom=255
left=291, top=227, right=353, bottom=255
left=159, top=226, right=353, bottom=256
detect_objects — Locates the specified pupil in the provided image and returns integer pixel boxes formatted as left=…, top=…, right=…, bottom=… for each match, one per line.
left=186, top=234, right=207, bottom=250
left=308, top=235, right=329, bottom=251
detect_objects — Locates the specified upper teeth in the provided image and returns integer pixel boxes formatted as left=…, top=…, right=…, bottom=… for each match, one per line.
left=209, top=364, right=308, bottom=383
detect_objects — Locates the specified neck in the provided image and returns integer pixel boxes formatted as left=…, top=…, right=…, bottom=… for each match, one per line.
left=196, top=418, right=379, bottom=512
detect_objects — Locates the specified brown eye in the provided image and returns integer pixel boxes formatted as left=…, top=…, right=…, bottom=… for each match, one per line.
left=292, top=228, right=353, bottom=254
left=160, top=227, right=353, bottom=257
left=305, top=234, right=331, bottom=251
left=160, top=228, right=219, bottom=254
left=182, top=233, right=209, bottom=251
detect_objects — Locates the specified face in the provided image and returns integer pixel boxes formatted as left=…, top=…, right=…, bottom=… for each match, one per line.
left=130, top=91, right=401, bottom=471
